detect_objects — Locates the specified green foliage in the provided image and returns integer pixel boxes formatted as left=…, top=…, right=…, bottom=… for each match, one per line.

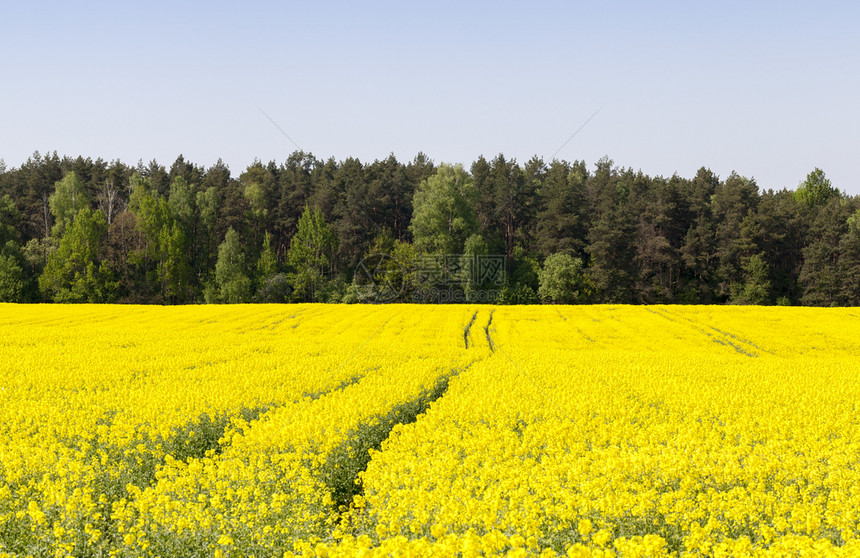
left=410, top=164, right=479, bottom=254
left=837, top=209, right=860, bottom=304
left=510, top=246, right=540, bottom=293
left=318, top=275, right=349, bottom=303
left=794, top=168, right=839, bottom=208
left=156, top=221, right=191, bottom=302
left=497, top=282, right=538, bottom=305
left=1, top=151, right=859, bottom=307
left=257, top=274, right=292, bottom=303
left=215, top=228, right=251, bottom=303
left=39, top=207, right=115, bottom=302
left=462, top=233, right=488, bottom=258
left=126, top=173, right=195, bottom=302
left=195, top=185, right=221, bottom=283
left=350, top=238, right=425, bottom=303
left=129, top=174, right=171, bottom=263
left=196, top=187, right=219, bottom=231
left=23, top=237, right=53, bottom=273
left=586, top=212, right=636, bottom=303
left=244, top=181, right=269, bottom=220
left=730, top=254, right=772, bottom=305
left=538, top=253, right=593, bottom=304
left=255, top=232, right=288, bottom=302
left=0, top=196, right=30, bottom=301
left=0, top=194, right=20, bottom=246
left=462, top=234, right=490, bottom=302
left=167, top=176, right=195, bottom=227
left=391, top=241, right=424, bottom=299
left=202, top=280, right=219, bottom=304
left=0, top=244, right=25, bottom=302
left=288, top=206, right=338, bottom=302
left=798, top=199, right=853, bottom=306
left=350, top=234, right=412, bottom=303
left=127, top=173, right=150, bottom=212
left=220, top=272, right=251, bottom=304
left=535, top=160, right=588, bottom=258
left=241, top=161, right=275, bottom=231
left=48, top=171, right=90, bottom=238
left=257, top=231, right=278, bottom=281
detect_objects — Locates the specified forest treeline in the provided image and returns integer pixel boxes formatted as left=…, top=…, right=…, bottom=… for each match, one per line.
left=0, top=151, right=858, bottom=306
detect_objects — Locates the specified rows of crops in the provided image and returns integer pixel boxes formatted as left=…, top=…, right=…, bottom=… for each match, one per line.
left=0, top=304, right=858, bottom=557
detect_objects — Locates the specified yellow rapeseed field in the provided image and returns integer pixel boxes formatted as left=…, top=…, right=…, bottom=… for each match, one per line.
left=0, top=303, right=858, bottom=557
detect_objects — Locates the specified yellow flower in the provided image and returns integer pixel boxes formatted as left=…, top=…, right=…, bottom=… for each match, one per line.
left=1, top=304, right=857, bottom=556
left=578, top=518, right=593, bottom=538
left=431, top=523, right=446, bottom=539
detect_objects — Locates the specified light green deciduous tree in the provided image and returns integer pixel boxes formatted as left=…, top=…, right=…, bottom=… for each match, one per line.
left=538, top=253, right=593, bottom=304
left=288, top=206, right=338, bottom=302
left=215, top=228, right=251, bottom=303
left=49, top=171, right=90, bottom=238
left=410, top=164, right=479, bottom=255
left=39, top=208, right=114, bottom=302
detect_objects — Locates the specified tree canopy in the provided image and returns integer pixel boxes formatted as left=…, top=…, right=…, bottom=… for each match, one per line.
left=0, top=151, right=857, bottom=305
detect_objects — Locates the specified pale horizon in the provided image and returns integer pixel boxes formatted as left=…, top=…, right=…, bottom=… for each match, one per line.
left=3, top=1, right=858, bottom=194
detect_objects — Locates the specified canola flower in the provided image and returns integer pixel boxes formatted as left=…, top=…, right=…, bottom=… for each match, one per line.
left=355, top=306, right=860, bottom=557
left=0, top=303, right=857, bottom=557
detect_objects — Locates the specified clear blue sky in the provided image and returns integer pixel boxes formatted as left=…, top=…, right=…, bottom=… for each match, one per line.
left=2, top=1, right=858, bottom=194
